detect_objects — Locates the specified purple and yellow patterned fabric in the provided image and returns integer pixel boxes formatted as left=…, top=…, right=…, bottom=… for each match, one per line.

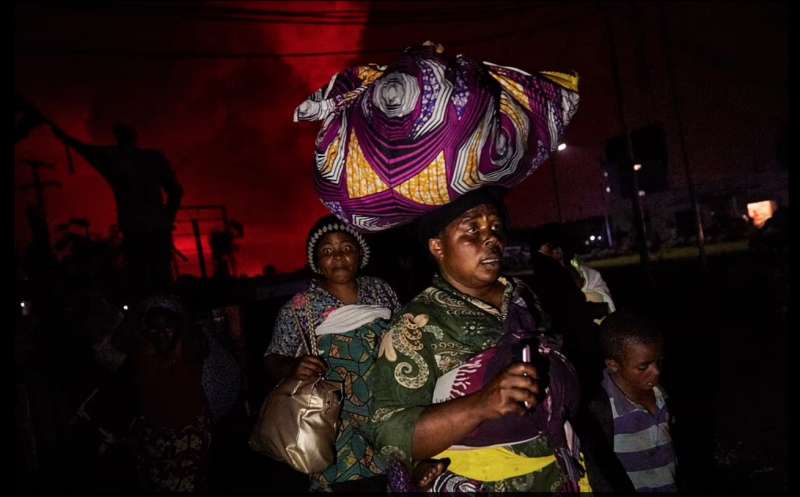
left=294, top=42, right=579, bottom=232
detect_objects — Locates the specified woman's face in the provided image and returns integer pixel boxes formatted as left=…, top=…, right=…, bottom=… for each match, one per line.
left=429, top=204, right=506, bottom=295
left=143, top=309, right=181, bottom=355
left=316, top=231, right=361, bottom=284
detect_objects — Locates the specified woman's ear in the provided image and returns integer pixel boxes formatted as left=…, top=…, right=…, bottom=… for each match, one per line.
left=605, top=358, right=620, bottom=372
left=428, top=237, right=444, bottom=261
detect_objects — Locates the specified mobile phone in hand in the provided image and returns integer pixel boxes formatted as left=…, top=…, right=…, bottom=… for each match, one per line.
left=520, top=344, right=532, bottom=408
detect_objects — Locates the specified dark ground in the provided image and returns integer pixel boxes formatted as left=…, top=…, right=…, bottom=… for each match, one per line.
left=15, top=250, right=789, bottom=494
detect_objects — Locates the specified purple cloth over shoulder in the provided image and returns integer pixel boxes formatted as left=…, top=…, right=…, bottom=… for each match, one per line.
left=433, top=297, right=580, bottom=449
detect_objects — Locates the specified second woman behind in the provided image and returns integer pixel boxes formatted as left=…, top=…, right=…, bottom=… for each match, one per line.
left=263, top=215, right=400, bottom=491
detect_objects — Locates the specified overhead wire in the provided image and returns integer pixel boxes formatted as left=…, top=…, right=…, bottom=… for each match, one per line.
left=16, top=2, right=587, bottom=60
left=16, top=1, right=543, bottom=26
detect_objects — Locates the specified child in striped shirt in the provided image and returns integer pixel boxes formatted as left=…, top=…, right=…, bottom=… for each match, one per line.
left=578, top=310, right=678, bottom=492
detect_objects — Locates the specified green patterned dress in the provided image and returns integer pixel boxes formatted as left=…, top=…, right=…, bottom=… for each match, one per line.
left=365, top=275, right=565, bottom=492
left=264, top=277, right=400, bottom=491
left=312, top=318, right=391, bottom=490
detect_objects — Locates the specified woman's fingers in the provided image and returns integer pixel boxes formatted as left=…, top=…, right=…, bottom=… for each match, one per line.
left=506, top=362, right=539, bottom=381
left=478, top=363, right=542, bottom=417
left=292, top=355, right=327, bottom=379
left=505, top=386, right=539, bottom=410
left=301, top=356, right=327, bottom=371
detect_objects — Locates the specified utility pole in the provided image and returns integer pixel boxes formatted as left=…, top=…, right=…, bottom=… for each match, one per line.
left=550, top=144, right=566, bottom=223
left=600, top=165, right=614, bottom=248
left=600, top=2, right=654, bottom=288
left=191, top=219, right=208, bottom=280
left=18, top=160, right=62, bottom=250
left=177, top=205, right=228, bottom=279
left=19, top=160, right=61, bottom=215
left=658, top=3, right=708, bottom=273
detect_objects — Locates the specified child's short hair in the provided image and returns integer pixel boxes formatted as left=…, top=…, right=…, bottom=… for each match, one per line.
left=600, top=309, right=663, bottom=362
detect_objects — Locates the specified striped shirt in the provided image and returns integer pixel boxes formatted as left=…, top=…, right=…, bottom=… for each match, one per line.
left=601, top=369, right=677, bottom=492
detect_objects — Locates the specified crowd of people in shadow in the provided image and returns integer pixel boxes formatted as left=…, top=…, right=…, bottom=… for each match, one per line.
left=15, top=100, right=788, bottom=493
left=15, top=189, right=788, bottom=495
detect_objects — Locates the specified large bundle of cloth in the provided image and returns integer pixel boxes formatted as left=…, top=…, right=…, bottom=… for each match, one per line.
left=294, top=42, right=579, bottom=232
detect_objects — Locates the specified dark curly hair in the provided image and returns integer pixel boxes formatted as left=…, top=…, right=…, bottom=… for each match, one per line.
left=599, top=309, right=663, bottom=362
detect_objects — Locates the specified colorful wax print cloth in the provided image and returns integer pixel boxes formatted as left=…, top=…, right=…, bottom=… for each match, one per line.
left=200, top=331, right=242, bottom=423
left=265, top=276, right=400, bottom=358
left=311, top=317, right=393, bottom=490
left=366, top=274, right=583, bottom=492
left=294, top=42, right=579, bottom=232
left=135, top=412, right=211, bottom=493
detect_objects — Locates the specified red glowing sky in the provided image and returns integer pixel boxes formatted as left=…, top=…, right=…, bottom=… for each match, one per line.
left=14, top=2, right=787, bottom=276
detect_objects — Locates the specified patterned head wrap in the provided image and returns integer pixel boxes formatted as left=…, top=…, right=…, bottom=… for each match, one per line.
left=294, top=42, right=579, bottom=232
left=306, top=215, right=371, bottom=274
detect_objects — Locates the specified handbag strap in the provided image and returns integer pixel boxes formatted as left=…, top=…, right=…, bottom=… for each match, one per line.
left=292, top=296, right=319, bottom=357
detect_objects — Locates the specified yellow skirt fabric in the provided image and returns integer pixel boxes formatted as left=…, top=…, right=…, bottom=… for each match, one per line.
left=435, top=446, right=592, bottom=491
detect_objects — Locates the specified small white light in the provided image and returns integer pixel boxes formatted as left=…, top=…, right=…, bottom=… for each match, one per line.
left=598, top=235, right=603, bottom=241
left=638, top=190, right=646, bottom=197
left=603, top=171, right=609, bottom=177
left=557, top=143, right=567, bottom=151
left=633, top=163, right=642, bottom=171
left=590, top=235, right=596, bottom=241
left=585, top=240, right=590, bottom=245
left=123, top=305, right=129, bottom=311
left=605, top=187, right=611, bottom=193
left=20, top=302, right=26, bottom=308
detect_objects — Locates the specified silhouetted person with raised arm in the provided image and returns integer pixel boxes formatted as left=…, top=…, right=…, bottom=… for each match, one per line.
left=50, top=122, right=183, bottom=299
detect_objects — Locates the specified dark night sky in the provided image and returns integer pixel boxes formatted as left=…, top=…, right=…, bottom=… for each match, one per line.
left=14, top=1, right=788, bottom=276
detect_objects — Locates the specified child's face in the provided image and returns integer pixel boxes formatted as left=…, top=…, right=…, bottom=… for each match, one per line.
left=607, top=341, right=663, bottom=395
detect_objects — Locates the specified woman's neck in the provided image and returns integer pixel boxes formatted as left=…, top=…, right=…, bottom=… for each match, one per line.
left=442, top=275, right=505, bottom=310
left=321, top=278, right=359, bottom=305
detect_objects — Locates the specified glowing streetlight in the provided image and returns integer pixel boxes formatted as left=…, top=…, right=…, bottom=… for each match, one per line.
left=633, top=163, right=642, bottom=171
left=557, top=143, right=567, bottom=152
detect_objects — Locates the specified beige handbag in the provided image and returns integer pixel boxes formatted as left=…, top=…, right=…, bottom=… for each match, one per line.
left=249, top=306, right=343, bottom=474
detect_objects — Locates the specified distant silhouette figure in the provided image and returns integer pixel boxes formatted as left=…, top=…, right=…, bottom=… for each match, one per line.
left=209, top=220, right=243, bottom=280
left=261, top=264, right=277, bottom=279
left=746, top=202, right=789, bottom=330
left=50, top=123, right=183, bottom=298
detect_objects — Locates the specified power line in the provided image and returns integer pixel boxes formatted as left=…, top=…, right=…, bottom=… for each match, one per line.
left=35, top=12, right=529, bottom=27
left=17, top=8, right=591, bottom=60
left=17, top=2, right=543, bottom=26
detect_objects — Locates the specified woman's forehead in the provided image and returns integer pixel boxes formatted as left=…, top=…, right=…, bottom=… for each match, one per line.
left=453, top=203, right=500, bottom=223
left=318, top=230, right=357, bottom=245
